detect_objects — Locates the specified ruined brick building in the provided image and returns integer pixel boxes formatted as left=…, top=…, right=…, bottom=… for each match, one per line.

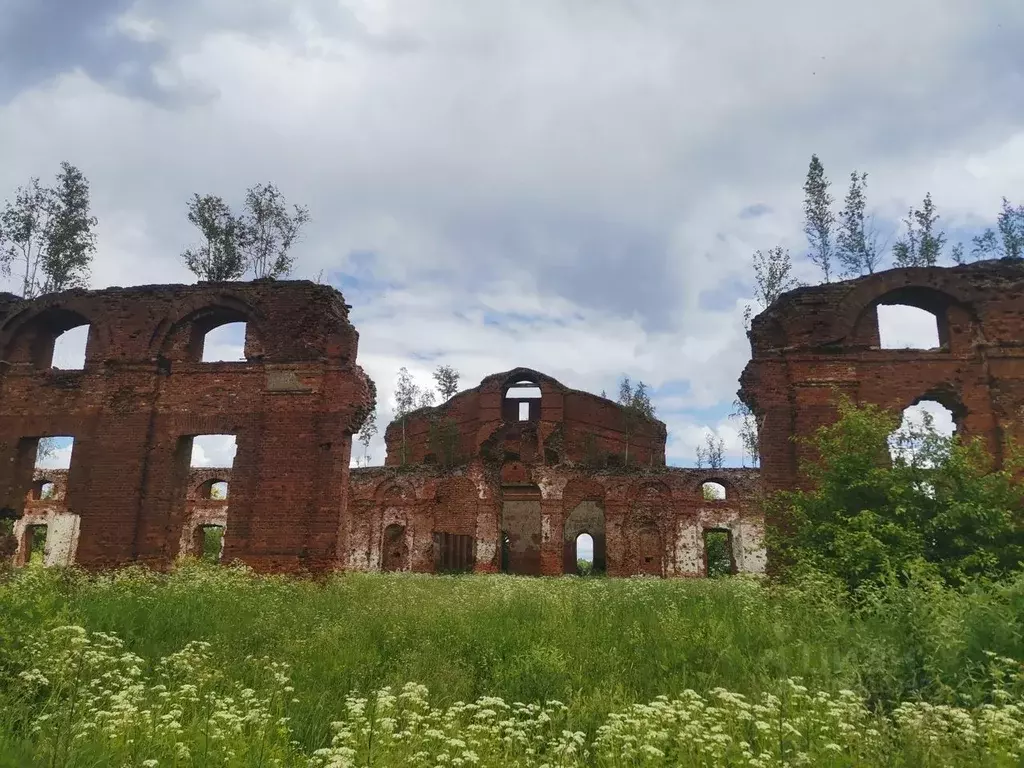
left=4, top=258, right=1024, bottom=575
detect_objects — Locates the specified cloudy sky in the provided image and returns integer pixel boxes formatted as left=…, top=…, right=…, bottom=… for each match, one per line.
left=7, top=0, right=1024, bottom=471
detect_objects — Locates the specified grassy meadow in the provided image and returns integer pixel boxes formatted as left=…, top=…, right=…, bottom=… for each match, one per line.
left=1, top=561, right=1023, bottom=766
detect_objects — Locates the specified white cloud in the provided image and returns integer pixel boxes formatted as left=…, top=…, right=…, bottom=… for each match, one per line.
left=191, top=435, right=237, bottom=468
left=2, top=1, right=1022, bottom=471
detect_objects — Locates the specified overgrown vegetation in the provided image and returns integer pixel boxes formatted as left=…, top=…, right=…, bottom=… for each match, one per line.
left=1, top=565, right=1024, bottom=765
left=769, top=397, right=1024, bottom=591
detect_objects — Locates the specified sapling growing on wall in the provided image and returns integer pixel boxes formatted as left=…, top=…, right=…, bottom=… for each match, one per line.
left=433, top=365, right=461, bottom=401
left=892, top=192, right=948, bottom=268
left=803, top=154, right=836, bottom=283
left=0, top=162, right=96, bottom=298
left=238, top=182, right=310, bottom=279
left=617, top=376, right=656, bottom=466
left=695, top=432, right=725, bottom=469
left=394, top=367, right=420, bottom=466
left=357, top=408, right=378, bottom=467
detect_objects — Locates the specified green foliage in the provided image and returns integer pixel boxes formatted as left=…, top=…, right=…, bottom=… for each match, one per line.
left=181, top=194, right=245, bottom=281
left=239, top=182, right=310, bottom=279
left=199, top=526, right=223, bottom=562
left=432, top=364, right=460, bottom=401
left=617, top=376, right=656, bottom=466
left=972, top=198, right=1024, bottom=261
left=768, top=397, right=1024, bottom=590
left=181, top=183, right=309, bottom=282
left=704, top=531, right=733, bottom=578
left=576, top=559, right=593, bottom=576
left=1, top=566, right=1024, bottom=765
left=892, top=192, right=948, bottom=268
left=0, top=162, right=96, bottom=298
left=803, top=153, right=836, bottom=282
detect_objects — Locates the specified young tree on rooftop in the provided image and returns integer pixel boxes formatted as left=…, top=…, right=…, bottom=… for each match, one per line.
left=803, top=154, right=836, bottom=283
left=238, top=182, right=310, bottom=279
left=181, top=194, right=246, bottom=281
left=971, top=198, right=1024, bottom=261
left=357, top=408, right=378, bottom=467
left=892, top=193, right=947, bottom=268
left=432, top=365, right=460, bottom=402
left=837, top=171, right=886, bottom=276
left=696, top=432, right=725, bottom=470
left=394, top=367, right=420, bottom=466
left=0, top=162, right=96, bottom=298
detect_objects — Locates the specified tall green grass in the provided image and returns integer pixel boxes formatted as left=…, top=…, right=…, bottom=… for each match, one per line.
left=1, top=562, right=1023, bottom=765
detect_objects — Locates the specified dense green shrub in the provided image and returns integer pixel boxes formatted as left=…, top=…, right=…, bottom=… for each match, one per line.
left=768, top=397, right=1024, bottom=590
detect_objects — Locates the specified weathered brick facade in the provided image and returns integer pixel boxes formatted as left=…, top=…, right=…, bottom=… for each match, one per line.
left=16, top=259, right=1019, bottom=577
left=0, top=282, right=374, bottom=572
left=739, top=259, right=1024, bottom=500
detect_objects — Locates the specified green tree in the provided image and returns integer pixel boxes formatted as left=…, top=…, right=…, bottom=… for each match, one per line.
left=432, top=365, right=461, bottom=402
left=803, top=154, right=836, bottom=283
left=0, top=162, right=96, bottom=298
left=394, top=367, right=420, bottom=466
left=971, top=198, right=1024, bottom=261
left=617, top=377, right=656, bottom=466
left=836, top=171, right=886, bottom=276
left=238, top=182, right=310, bottom=279
left=892, top=193, right=947, bottom=268
left=181, top=194, right=245, bottom=281
left=695, top=432, right=725, bottom=469
left=356, top=408, right=378, bottom=467
left=768, top=397, right=1024, bottom=590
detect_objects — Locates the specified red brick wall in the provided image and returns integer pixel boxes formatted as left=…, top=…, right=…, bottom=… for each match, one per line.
left=0, top=282, right=373, bottom=573
left=384, top=367, right=668, bottom=468
left=740, top=259, right=1024, bottom=502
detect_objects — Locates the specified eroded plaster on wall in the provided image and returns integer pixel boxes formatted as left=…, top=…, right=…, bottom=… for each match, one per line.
left=13, top=512, right=80, bottom=567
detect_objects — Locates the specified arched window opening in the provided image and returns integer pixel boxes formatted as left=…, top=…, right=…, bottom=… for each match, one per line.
left=704, top=529, right=735, bottom=577
left=200, top=322, right=247, bottom=362
left=889, top=400, right=957, bottom=466
left=504, top=380, right=542, bottom=423
left=702, top=481, right=726, bottom=501
left=52, top=325, right=90, bottom=369
left=24, top=524, right=48, bottom=565
left=877, top=305, right=941, bottom=350
left=196, top=525, right=224, bottom=562
left=575, top=533, right=594, bottom=575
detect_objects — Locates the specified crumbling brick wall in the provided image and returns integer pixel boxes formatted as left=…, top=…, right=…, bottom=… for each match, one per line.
left=739, top=259, right=1024, bottom=500
left=384, top=367, right=668, bottom=468
left=0, top=282, right=372, bottom=573
left=342, top=462, right=763, bottom=577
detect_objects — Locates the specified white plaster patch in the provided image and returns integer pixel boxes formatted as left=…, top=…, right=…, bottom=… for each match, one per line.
left=536, top=473, right=568, bottom=500
left=476, top=539, right=496, bottom=565
left=737, top=521, right=767, bottom=574
left=541, top=514, right=552, bottom=544
left=13, top=512, right=80, bottom=566
left=672, top=519, right=701, bottom=576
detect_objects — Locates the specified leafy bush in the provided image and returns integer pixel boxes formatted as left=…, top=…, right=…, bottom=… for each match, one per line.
left=768, top=397, right=1024, bottom=590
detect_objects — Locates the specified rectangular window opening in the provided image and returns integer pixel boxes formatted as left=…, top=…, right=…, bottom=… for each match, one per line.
left=25, top=524, right=48, bottom=565
left=704, top=529, right=735, bottom=578
left=433, top=532, right=474, bottom=574
left=518, top=402, right=530, bottom=421
left=185, top=435, right=237, bottom=562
